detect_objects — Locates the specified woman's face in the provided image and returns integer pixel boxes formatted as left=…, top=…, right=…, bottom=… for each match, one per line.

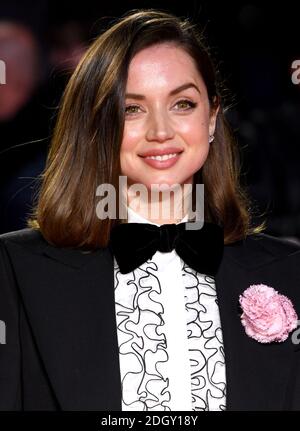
left=120, top=43, right=219, bottom=191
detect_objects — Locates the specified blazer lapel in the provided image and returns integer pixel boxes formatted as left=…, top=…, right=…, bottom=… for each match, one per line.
left=215, top=238, right=300, bottom=411
left=5, top=235, right=122, bottom=410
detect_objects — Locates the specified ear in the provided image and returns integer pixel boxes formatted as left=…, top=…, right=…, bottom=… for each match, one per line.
left=209, top=103, right=220, bottom=137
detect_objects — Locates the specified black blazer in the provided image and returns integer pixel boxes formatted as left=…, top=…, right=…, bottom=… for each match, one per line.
left=1, top=227, right=300, bottom=411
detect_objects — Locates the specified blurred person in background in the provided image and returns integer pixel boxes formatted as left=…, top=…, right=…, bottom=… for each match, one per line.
left=0, top=21, right=47, bottom=233
left=0, top=21, right=41, bottom=123
left=0, top=19, right=87, bottom=234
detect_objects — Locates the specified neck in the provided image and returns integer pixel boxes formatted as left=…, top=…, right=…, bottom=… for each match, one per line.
left=125, top=183, right=192, bottom=225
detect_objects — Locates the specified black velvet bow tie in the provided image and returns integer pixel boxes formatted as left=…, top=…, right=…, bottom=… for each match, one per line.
left=109, top=221, right=224, bottom=276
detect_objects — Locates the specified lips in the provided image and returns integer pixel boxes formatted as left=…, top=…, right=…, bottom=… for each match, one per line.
left=140, top=151, right=182, bottom=169
left=139, top=147, right=183, bottom=158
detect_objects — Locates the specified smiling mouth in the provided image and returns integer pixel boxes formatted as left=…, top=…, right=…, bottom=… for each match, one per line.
left=139, top=151, right=183, bottom=161
left=138, top=151, right=183, bottom=170
left=144, top=153, right=180, bottom=161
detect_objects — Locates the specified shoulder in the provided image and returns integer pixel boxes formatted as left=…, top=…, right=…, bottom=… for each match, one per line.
left=0, top=228, right=48, bottom=277
left=0, top=228, right=47, bottom=255
left=225, top=232, right=300, bottom=269
left=0, top=227, right=110, bottom=269
left=246, top=232, right=300, bottom=254
left=0, top=227, right=44, bottom=245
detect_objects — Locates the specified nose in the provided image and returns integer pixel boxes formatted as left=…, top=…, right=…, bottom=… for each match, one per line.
left=145, top=110, right=175, bottom=142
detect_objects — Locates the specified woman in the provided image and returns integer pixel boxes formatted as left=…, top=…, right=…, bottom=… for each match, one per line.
left=1, top=9, right=300, bottom=411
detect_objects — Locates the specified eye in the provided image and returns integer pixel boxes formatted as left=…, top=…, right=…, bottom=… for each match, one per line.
left=125, top=104, right=141, bottom=115
left=174, top=99, right=197, bottom=110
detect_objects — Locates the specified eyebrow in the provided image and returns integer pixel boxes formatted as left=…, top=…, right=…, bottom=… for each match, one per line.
left=125, top=82, right=201, bottom=99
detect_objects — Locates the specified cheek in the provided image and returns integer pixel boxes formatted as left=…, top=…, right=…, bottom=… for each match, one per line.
left=181, top=119, right=210, bottom=171
left=120, top=132, right=139, bottom=174
left=179, top=110, right=209, bottom=137
left=188, top=145, right=210, bottom=175
left=180, top=121, right=209, bottom=152
left=121, top=124, right=142, bottom=151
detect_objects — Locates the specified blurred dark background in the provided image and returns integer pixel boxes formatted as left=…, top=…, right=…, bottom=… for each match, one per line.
left=0, top=0, right=299, bottom=243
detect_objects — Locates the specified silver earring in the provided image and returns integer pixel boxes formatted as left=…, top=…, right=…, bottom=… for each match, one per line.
left=209, top=135, right=215, bottom=143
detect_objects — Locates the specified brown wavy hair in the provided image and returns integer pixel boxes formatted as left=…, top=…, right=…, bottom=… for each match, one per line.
left=27, top=8, right=266, bottom=249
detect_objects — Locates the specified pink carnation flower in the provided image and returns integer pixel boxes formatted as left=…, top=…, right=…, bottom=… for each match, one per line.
left=239, top=284, right=298, bottom=343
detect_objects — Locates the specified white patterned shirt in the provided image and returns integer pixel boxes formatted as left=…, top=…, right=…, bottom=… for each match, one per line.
left=113, top=206, right=226, bottom=411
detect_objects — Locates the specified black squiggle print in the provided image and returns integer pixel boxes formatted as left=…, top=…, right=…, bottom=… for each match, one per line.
left=182, top=263, right=226, bottom=411
left=114, top=259, right=171, bottom=411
